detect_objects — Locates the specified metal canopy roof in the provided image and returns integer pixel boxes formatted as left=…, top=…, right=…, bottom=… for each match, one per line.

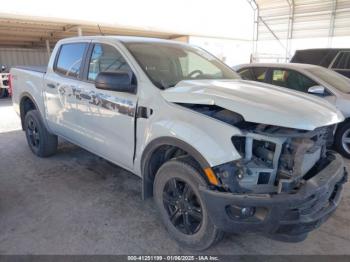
left=0, top=16, right=184, bottom=49
left=247, top=0, right=350, bottom=61
left=255, top=0, right=350, bottom=40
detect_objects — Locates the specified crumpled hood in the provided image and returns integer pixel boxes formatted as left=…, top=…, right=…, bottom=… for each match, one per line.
left=161, top=79, right=344, bottom=130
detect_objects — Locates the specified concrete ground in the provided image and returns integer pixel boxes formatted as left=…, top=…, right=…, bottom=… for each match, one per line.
left=0, top=97, right=349, bottom=255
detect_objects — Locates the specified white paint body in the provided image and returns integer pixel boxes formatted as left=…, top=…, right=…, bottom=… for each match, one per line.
left=11, top=37, right=344, bottom=177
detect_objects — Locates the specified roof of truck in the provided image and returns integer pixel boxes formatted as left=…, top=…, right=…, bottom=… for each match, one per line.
left=58, top=35, right=187, bottom=45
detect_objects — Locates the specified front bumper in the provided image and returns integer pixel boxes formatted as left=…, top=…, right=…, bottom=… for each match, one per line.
left=199, top=152, right=348, bottom=242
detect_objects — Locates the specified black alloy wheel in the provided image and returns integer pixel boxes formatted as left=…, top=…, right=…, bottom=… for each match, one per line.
left=26, top=116, right=40, bottom=149
left=163, top=178, right=203, bottom=235
left=24, top=110, right=58, bottom=157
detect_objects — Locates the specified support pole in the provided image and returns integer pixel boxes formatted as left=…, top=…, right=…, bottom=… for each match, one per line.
left=246, top=0, right=259, bottom=62
left=77, top=27, right=83, bottom=36
left=45, top=39, right=51, bottom=55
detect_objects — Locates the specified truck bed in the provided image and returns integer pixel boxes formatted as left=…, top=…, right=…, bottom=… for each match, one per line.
left=10, top=66, right=47, bottom=118
left=14, top=66, right=47, bottom=74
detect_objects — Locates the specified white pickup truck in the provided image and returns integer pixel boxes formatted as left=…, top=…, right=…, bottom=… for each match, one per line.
left=10, top=36, right=348, bottom=250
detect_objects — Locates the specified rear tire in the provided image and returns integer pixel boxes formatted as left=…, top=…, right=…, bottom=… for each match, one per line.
left=334, top=121, right=350, bottom=158
left=154, top=160, right=223, bottom=250
left=24, top=110, right=58, bottom=157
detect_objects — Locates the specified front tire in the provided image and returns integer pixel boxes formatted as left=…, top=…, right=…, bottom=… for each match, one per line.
left=154, top=160, right=223, bottom=250
left=334, top=121, right=350, bottom=158
left=24, top=110, right=58, bottom=157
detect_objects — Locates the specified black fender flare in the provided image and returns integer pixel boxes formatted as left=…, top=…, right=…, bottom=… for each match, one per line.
left=141, top=136, right=211, bottom=199
left=19, top=92, right=41, bottom=129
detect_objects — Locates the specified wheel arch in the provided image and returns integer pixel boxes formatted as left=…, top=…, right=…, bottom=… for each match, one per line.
left=19, top=92, right=40, bottom=130
left=141, top=136, right=212, bottom=199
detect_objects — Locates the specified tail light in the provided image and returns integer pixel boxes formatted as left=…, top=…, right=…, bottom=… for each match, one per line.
left=8, top=73, right=12, bottom=97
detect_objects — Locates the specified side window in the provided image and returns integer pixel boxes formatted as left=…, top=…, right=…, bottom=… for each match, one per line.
left=238, top=69, right=254, bottom=80
left=88, top=43, right=132, bottom=81
left=332, top=52, right=350, bottom=69
left=251, top=67, right=268, bottom=82
left=271, top=69, right=288, bottom=87
left=271, top=69, right=317, bottom=93
left=297, top=73, right=318, bottom=92
left=179, top=52, right=222, bottom=77
left=55, top=43, right=87, bottom=78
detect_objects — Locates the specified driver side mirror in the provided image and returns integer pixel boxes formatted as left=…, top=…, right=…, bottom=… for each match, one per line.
left=95, top=71, right=136, bottom=94
left=308, top=85, right=325, bottom=95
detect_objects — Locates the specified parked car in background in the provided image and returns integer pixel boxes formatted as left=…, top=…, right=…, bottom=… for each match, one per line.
left=10, top=37, right=347, bottom=250
left=291, top=48, right=350, bottom=78
left=0, top=65, right=10, bottom=98
left=235, top=63, right=350, bottom=158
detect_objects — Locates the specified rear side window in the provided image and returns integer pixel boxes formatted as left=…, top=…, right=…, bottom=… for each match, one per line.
left=332, top=52, right=350, bottom=69
left=251, top=67, right=268, bottom=82
left=55, top=43, right=88, bottom=78
left=271, top=69, right=286, bottom=86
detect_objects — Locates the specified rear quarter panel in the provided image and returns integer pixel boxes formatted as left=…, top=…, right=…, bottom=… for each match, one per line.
left=10, top=68, right=47, bottom=124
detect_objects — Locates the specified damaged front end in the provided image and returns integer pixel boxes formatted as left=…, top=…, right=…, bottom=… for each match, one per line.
left=191, top=106, right=348, bottom=241
left=224, top=123, right=337, bottom=194
left=167, top=80, right=347, bottom=241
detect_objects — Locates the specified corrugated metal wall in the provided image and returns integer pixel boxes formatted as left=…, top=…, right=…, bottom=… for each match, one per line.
left=257, top=0, right=350, bottom=40
left=0, top=48, right=49, bottom=67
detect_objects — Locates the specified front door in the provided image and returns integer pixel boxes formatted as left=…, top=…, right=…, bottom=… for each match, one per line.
left=73, top=42, right=137, bottom=170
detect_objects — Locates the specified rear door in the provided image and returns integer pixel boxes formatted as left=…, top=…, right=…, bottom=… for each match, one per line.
left=269, top=68, right=317, bottom=92
left=268, top=68, right=336, bottom=103
left=44, top=42, right=90, bottom=139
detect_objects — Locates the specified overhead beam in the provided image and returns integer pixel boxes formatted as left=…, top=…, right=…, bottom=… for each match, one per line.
left=259, top=17, right=288, bottom=53
left=0, top=35, right=43, bottom=42
left=0, top=41, right=41, bottom=47
left=0, top=20, right=63, bottom=30
left=62, top=24, right=80, bottom=32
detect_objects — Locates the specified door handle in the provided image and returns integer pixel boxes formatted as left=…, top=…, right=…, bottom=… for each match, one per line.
left=137, top=106, right=153, bottom=119
left=47, top=83, right=56, bottom=88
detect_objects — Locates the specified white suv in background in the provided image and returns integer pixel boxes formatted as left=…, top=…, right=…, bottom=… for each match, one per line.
left=235, top=63, right=350, bottom=158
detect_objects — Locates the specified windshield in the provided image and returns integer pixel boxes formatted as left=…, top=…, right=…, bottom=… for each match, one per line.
left=124, top=42, right=240, bottom=89
left=306, top=67, right=350, bottom=93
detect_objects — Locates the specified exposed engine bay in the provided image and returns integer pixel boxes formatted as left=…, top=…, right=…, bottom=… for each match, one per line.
left=180, top=104, right=336, bottom=194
